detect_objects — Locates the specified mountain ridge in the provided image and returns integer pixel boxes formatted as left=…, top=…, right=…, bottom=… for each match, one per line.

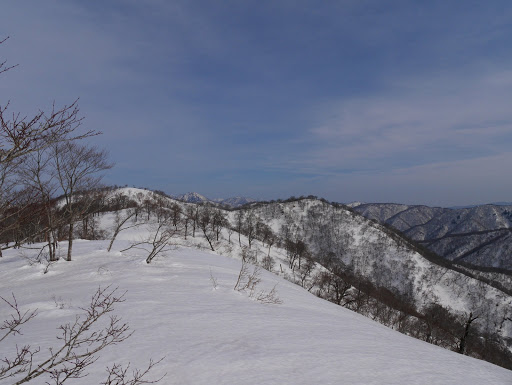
left=351, top=202, right=512, bottom=270
left=174, top=191, right=257, bottom=207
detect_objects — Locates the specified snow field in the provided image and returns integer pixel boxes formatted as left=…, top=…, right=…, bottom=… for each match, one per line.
left=1, top=239, right=511, bottom=385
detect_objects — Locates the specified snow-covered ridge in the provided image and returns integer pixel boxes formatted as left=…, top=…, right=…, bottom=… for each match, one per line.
left=213, top=196, right=258, bottom=207
left=352, top=202, right=512, bottom=269
left=1, top=241, right=511, bottom=384
left=175, top=191, right=210, bottom=204
left=38, top=187, right=512, bottom=371
left=174, top=191, right=257, bottom=207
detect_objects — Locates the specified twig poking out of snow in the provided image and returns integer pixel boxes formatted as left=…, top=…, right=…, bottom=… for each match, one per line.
left=234, top=259, right=282, bottom=304
left=209, top=268, right=218, bottom=290
left=0, top=285, right=164, bottom=384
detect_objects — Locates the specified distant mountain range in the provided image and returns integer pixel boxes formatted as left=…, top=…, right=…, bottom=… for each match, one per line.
left=174, top=192, right=257, bottom=208
left=174, top=192, right=210, bottom=204
left=351, top=202, right=512, bottom=270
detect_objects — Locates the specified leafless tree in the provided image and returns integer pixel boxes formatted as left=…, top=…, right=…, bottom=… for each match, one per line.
left=197, top=206, right=215, bottom=251
left=233, top=258, right=282, bottom=304
left=285, top=239, right=308, bottom=271
left=211, top=209, right=227, bottom=242
left=315, top=271, right=353, bottom=306
left=256, top=222, right=275, bottom=258
left=458, top=312, right=479, bottom=355
left=100, top=358, right=165, bottom=385
left=296, top=257, right=316, bottom=290
left=0, top=286, right=164, bottom=384
left=0, top=100, right=92, bottom=165
left=260, top=255, right=275, bottom=272
left=0, top=37, right=18, bottom=76
left=53, top=142, right=113, bottom=261
left=184, top=206, right=198, bottom=238
left=0, top=37, right=100, bottom=256
left=243, top=211, right=257, bottom=249
left=107, top=209, right=141, bottom=252
left=0, top=294, right=38, bottom=345
left=235, top=210, right=244, bottom=247
left=170, top=203, right=182, bottom=230
left=0, top=38, right=94, bottom=166
left=121, top=220, right=179, bottom=264
left=18, top=148, right=60, bottom=260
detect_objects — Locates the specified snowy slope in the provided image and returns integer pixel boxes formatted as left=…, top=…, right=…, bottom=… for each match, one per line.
left=248, top=199, right=512, bottom=340
left=96, top=190, right=512, bottom=345
left=353, top=202, right=512, bottom=269
left=1, top=240, right=511, bottom=385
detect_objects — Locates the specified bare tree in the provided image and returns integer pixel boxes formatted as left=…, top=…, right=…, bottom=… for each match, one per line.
left=233, top=258, right=282, bottom=304
left=285, top=239, right=308, bottom=271
left=458, top=312, right=479, bottom=355
left=0, top=37, right=100, bottom=256
left=121, top=220, right=179, bottom=264
left=170, top=203, right=182, bottom=231
left=197, top=206, right=215, bottom=251
left=0, top=38, right=94, bottom=166
left=184, top=206, right=198, bottom=238
left=0, top=286, right=164, bottom=384
left=256, top=222, right=275, bottom=258
left=53, top=142, right=113, bottom=261
left=100, top=358, right=164, bottom=385
left=243, top=211, right=257, bottom=249
left=107, top=209, right=141, bottom=252
left=0, top=100, right=93, bottom=165
left=235, top=210, right=244, bottom=247
left=212, top=209, right=227, bottom=242
left=0, top=37, right=18, bottom=76
left=0, top=294, right=38, bottom=344
left=18, top=148, right=60, bottom=260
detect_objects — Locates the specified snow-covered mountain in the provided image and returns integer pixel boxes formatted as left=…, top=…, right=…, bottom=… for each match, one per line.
left=346, top=201, right=365, bottom=208
left=248, top=199, right=512, bottom=344
left=174, top=191, right=257, bottom=208
left=1, top=238, right=511, bottom=384
left=175, top=191, right=210, bottom=204
left=351, top=203, right=512, bottom=270
left=4, top=187, right=512, bottom=375
left=214, top=196, right=258, bottom=207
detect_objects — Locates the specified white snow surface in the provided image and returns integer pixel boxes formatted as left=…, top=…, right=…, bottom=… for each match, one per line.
left=1, top=239, right=511, bottom=384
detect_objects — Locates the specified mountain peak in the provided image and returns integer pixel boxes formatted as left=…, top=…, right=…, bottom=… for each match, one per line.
left=175, top=192, right=210, bottom=204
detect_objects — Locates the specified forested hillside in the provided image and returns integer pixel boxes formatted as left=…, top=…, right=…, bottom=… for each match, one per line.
left=353, top=203, right=512, bottom=270
left=3, top=186, right=511, bottom=371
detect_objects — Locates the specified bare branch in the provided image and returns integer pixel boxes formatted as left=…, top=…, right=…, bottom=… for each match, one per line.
left=1, top=286, right=132, bottom=384
left=101, top=358, right=166, bottom=385
left=0, top=100, right=99, bottom=165
left=0, top=36, right=19, bottom=75
left=0, top=294, right=38, bottom=343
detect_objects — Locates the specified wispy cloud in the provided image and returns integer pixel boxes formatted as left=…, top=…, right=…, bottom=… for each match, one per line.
left=1, top=1, right=512, bottom=204
left=293, top=69, right=512, bottom=174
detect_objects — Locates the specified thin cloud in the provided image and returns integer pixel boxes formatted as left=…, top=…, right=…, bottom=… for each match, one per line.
left=1, top=1, right=512, bottom=205
left=296, top=69, right=512, bottom=173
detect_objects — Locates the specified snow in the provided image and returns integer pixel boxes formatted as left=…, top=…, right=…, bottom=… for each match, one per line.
left=1, top=238, right=511, bottom=384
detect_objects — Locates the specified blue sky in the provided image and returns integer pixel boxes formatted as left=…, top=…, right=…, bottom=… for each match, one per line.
left=1, top=1, right=512, bottom=206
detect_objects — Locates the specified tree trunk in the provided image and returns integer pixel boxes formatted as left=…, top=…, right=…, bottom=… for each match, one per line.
left=67, top=222, right=74, bottom=261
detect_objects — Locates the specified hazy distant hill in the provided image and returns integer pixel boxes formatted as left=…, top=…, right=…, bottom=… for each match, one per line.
left=214, top=196, right=257, bottom=207
left=175, top=192, right=210, bottom=204
left=175, top=192, right=257, bottom=208
left=352, top=203, right=512, bottom=270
